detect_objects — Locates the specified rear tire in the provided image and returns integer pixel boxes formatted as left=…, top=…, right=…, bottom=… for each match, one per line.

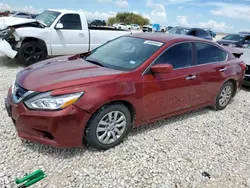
left=18, top=41, right=47, bottom=67
left=84, top=103, right=131, bottom=150
left=215, top=81, right=234, bottom=110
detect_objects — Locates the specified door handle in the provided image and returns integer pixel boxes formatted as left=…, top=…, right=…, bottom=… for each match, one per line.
left=78, top=33, right=84, bottom=37
left=186, top=75, right=196, bottom=80
left=219, top=67, right=227, bottom=72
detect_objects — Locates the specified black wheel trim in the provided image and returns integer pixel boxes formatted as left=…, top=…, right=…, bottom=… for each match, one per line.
left=23, top=45, right=44, bottom=64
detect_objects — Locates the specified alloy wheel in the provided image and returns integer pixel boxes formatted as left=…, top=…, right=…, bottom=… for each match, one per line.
left=96, top=111, right=127, bottom=144
left=219, top=85, right=232, bottom=107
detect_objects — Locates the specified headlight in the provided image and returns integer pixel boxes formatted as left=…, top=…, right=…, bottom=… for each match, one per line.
left=24, top=92, right=84, bottom=110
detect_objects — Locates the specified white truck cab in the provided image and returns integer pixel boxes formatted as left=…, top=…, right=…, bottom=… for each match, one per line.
left=0, top=9, right=131, bottom=66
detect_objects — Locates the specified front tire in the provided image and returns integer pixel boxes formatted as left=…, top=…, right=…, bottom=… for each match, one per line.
left=215, top=81, right=234, bottom=110
left=18, top=41, right=47, bottom=66
left=84, top=103, right=131, bottom=150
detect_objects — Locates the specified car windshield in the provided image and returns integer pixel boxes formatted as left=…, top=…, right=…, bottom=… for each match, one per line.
left=85, top=36, right=164, bottom=71
left=223, top=34, right=244, bottom=41
left=168, top=27, right=190, bottom=35
left=35, top=10, right=61, bottom=27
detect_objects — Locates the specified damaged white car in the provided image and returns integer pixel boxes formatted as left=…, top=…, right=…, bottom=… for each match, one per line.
left=0, top=9, right=131, bottom=66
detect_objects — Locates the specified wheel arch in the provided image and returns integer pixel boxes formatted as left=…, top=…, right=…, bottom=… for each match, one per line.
left=226, top=79, right=237, bottom=98
left=89, top=99, right=136, bottom=124
left=21, top=37, right=48, bottom=56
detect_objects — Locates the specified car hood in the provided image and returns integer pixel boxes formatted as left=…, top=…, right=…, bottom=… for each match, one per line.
left=217, top=39, right=240, bottom=44
left=16, top=56, right=123, bottom=92
left=0, top=17, right=37, bottom=30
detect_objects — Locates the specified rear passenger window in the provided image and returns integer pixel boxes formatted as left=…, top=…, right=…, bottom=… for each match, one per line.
left=154, top=42, right=193, bottom=69
left=195, top=43, right=227, bottom=64
left=58, top=14, right=82, bottom=30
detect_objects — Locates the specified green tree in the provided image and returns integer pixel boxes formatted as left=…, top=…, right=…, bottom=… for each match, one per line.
left=108, top=12, right=149, bottom=26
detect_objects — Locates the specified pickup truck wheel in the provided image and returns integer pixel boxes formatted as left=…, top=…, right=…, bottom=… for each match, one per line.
left=84, top=103, right=131, bottom=150
left=18, top=41, right=47, bottom=66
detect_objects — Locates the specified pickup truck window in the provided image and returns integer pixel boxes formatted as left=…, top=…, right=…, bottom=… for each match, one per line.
left=58, top=14, right=82, bottom=30
left=35, top=10, right=61, bottom=27
left=85, top=36, right=163, bottom=71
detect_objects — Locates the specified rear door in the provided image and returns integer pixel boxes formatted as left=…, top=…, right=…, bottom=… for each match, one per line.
left=193, top=42, right=229, bottom=103
left=142, top=42, right=204, bottom=121
left=50, top=13, right=89, bottom=55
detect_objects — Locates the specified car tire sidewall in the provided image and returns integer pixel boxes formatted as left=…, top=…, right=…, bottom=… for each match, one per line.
left=18, top=41, right=47, bottom=67
left=85, top=103, right=132, bottom=150
left=215, top=81, right=234, bottom=110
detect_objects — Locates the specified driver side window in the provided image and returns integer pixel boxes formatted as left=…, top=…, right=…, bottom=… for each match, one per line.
left=154, top=42, right=193, bottom=69
left=58, top=14, right=82, bottom=30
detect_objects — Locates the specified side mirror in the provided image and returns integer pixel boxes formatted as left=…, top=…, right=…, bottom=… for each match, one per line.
left=151, top=64, right=173, bottom=74
left=55, top=23, right=63, bottom=29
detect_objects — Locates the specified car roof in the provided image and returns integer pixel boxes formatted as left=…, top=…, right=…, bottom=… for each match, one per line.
left=48, top=9, right=82, bottom=14
left=127, top=32, right=210, bottom=43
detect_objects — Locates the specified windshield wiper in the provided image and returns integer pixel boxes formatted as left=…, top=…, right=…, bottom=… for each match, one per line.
left=85, top=59, right=105, bottom=67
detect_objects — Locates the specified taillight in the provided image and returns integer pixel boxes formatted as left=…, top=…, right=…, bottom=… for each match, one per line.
left=239, top=62, right=247, bottom=71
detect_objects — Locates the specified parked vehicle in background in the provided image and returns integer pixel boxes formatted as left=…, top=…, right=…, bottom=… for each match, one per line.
left=12, top=11, right=38, bottom=19
left=166, top=26, right=173, bottom=31
left=142, top=24, right=152, bottom=32
left=143, top=24, right=166, bottom=32
left=130, top=24, right=140, bottom=30
left=239, top=31, right=250, bottom=35
left=0, top=9, right=131, bottom=66
left=167, top=26, right=213, bottom=40
left=216, top=33, right=250, bottom=48
left=113, top=23, right=131, bottom=30
left=204, top=28, right=216, bottom=38
left=88, top=19, right=106, bottom=27
left=0, top=11, right=11, bottom=17
left=5, top=33, right=246, bottom=150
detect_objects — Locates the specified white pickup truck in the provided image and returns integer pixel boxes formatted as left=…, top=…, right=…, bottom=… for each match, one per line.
left=0, top=9, right=131, bottom=66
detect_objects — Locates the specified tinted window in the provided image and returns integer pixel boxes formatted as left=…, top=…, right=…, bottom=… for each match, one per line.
left=85, top=37, right=163, bottom=71
left=196, top=30, right=208, bottom=37
left=195, top=43, right=227, bottom=64
left=223, top=34, right=244, bottom=41
left=154, top=43, right=193, bottom=69
left=59, top=14, right=82, bottom=30
left=17, top=13, right=29, bottom=16
left=245, top=36, right=250, bottom=41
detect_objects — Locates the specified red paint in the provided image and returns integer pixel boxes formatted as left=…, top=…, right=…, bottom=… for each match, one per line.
left=5, top=33, right=245, bottom=148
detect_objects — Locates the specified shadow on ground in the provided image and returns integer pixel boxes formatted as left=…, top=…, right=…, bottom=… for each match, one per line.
left=0, top=55, right=24, bottom=68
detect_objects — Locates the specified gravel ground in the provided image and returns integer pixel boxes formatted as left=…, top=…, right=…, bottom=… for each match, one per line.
left=0, top=55, right=250, bottom=188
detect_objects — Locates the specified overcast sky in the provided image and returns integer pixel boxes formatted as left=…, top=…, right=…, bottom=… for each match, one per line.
left=1, top=0, right=250, bottom=33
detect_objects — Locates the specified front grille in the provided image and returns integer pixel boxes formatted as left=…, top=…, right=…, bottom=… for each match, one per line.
left=246, top=65, right=250, bottom=75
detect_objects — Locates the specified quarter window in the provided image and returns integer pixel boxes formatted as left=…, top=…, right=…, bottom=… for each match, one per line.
left=58, top=14, right=82, bottom=30
left=195, top=43, right=227, bottom=64
left=154, top=42, right=193, bottom=69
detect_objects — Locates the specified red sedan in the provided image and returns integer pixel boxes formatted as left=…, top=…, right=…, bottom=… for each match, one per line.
left=5, top=33, right=246, bottom=150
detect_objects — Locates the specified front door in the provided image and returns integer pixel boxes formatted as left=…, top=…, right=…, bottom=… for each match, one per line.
left=142, top=42, right=203, bottom=121
left=50, top=13, right=89, bottom=55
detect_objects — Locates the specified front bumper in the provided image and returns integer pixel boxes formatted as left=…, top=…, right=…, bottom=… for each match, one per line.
left=0, top=39, right=17, bottom=59
left=5, top=90, right=92, bottom=148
